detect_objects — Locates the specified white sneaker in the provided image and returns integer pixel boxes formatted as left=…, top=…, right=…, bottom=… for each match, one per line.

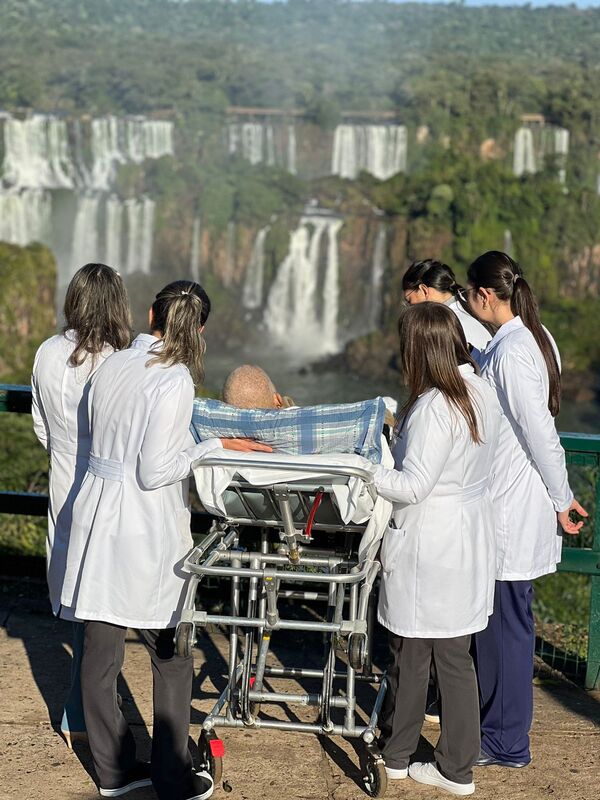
left=385, top=766, right=408, bottom=779
left=409, top=762, right=474, bottom=796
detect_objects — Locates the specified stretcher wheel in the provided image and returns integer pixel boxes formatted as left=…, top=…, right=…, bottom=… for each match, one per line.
left=363, top=750, right=387, bottom=798
left=348, top=633, right=367, bottom=671
left=198, top=730, right=224, bottom=786
left=175, top=622, right=195, bottom=658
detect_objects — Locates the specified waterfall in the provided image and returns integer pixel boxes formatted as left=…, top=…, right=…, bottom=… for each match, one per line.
left=104, top=195, right=123, bottom=268
left=241, top=123, right=263, bottom=165
left=321, top=219, right=343, bottom=354
left=331, top=125, right=407, bottom=180
left=513, top=127, right=536, bottom=176
left=2, top=115, right=75, bottom=189
left=90, top=116, right=124, bottom=191
left=0, top=189, right=52, bottom=246
left=368, top=226, right=386, bottom=331
left=124, top=197, right=155, bottom=275
left=554, top=128, right=569, bottom=184
left=266, top=125, right=276, bottom=167
left=287, top=125, right=297, bottom=175
left=503, top=229, right=514, bottom=258
left=69, top=194, right=101, bottom=281
left=222, top=221, right=236, bottom=287
left=190, top=217, right=201, bottom=281
left=242, top=227, right=269, bottom=310
left=264, top=214, right=343, bottom=358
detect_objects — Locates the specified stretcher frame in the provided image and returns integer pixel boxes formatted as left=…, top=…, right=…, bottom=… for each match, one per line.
left=176, top=456, right=389, bottom=797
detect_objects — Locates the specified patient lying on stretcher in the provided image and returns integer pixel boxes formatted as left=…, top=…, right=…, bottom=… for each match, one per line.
left=190, top=364, right=394, bottom=464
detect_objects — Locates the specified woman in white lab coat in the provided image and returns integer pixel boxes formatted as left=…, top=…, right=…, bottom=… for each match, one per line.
left=402, top=259, right=492, bottom=351
left=61, top=281, right=270, bottom=800
left=466, top=250, right=587, bottom=769
left=31, top=263, right=131, bottom=746
left=375, top=302, right=503, bottom=797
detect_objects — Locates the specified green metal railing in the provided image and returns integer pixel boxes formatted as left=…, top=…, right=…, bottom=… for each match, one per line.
left=1, top=383, right=599, bottom=689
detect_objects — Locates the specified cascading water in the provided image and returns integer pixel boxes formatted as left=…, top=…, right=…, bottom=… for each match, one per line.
left=0, top=112, right=169, bottom=290
left=0, top=189, right=52, bottom=246
left=242, top=226, right=269, bottom=310
left=331, top=125, right=407, bottom=180
left=190, top=218, right=201, bottom=282
left=368, top=225, right=386, bottom=331
left=554, top=128, right=569, bottom=184
left=70, top=194, right=101, bottom=279
left=264, top=213, right=343, bottom=358
left=503, top=229, right=514, bottom=258
left=287, top=125, right=297, bottom=175
left=513, top=127, right=536, bottom=176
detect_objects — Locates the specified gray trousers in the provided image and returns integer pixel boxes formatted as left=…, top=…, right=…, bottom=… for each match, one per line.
left=380, top=632, right=480, bottom=784
left=81, top=621, right=194, bottom=800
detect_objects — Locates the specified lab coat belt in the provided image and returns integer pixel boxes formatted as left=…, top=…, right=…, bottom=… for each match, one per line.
left=88, top=454, right=124, bottom=482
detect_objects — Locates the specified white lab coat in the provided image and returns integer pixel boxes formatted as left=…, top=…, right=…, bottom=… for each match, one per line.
left=446, top=296, right=492, bottom=351
left=476, top=316, right=572, bottom=581
left=374, top=365, right=503, bottom=638
left=31, top=331, right=114, bottom=619
left=61, top=334, right=222, bottom=629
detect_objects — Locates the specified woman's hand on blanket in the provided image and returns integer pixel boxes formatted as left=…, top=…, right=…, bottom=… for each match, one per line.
left=220, top=438, right=273, bottom=452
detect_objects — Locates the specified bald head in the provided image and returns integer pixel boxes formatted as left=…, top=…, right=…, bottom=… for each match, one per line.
left=223, top=365, right=283, bottom=409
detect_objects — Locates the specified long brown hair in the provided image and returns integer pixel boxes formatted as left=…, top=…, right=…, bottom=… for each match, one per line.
left=467, top=251, right=561, bottom=416
left=398, top=302, right=482, bottom=444
left=147, top=280, right=211, bottom=385
left=63, top=263, right=131, bottom=367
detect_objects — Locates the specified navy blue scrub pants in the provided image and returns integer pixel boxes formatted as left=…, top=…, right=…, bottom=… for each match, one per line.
left=473, top=580, right=534, bottom=764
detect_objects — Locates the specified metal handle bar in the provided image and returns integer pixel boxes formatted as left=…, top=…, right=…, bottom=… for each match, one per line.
left=193, top=455, right=374, bottom=484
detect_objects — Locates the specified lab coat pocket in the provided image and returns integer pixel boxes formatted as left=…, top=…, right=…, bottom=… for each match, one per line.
left=176, top=507, right=193, bottom=548
left=379, top=526, right=406, bottom=574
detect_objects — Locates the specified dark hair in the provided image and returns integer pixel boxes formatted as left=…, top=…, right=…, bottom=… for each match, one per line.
left=467, top=251, right=561, bottom=416
left=402, top=258, right=480, bottom=320
left=63, top=263, right=131, bottom=368
left=148, top=280, right=211, bottom=385
left=398, top=302, right=482, bottom=444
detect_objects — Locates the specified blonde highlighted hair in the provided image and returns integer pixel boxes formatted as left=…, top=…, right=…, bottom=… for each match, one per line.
left=147, top=281, right=211, bottom=385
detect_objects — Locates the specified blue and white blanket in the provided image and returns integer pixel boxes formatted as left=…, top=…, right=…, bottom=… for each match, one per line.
left=190, top=397, right=386, bottom=464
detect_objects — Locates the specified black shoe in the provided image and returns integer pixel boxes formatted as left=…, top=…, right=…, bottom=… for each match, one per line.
left=99, top=761, right=152, bottom=797
left=475, top=749, right=529, bottom=769
left=184, top=770, right=214, bottom=800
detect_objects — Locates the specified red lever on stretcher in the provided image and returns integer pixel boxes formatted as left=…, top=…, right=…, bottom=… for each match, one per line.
left=209, top=738, right=225, bottom=758
left=304, top=489, right=324, bottom=540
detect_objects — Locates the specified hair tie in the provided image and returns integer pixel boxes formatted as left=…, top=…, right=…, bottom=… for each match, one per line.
left=181, top=290, right=190, bottom=295
left=512, top=274, right=520, bottom=285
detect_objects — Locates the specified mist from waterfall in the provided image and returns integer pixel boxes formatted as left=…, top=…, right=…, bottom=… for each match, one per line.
left=264, top=213, right=343, bottom=358
left=331, top=124, right=407, bottom=180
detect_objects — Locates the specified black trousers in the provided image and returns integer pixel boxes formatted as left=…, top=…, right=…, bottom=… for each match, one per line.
left=81, top=621, right=194, bottom=800
left=379, top=632, right=480, bottom=785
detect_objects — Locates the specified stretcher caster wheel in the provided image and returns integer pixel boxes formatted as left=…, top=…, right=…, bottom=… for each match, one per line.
left=198, top=730, right=224, bottom=786
left=363, top=751, right=387, bottom=798
left=175, top=622, right=195, bottom=658
left=348, top=633, right=367, bottom=671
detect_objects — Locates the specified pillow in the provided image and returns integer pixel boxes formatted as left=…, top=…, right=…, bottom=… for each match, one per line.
left=190, top=397, right=386, bottom=463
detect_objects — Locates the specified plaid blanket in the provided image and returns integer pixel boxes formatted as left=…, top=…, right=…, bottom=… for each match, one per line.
left=190, top=397, right=386, bottom=463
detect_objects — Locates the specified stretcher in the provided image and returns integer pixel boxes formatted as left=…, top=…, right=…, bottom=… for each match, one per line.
left=175, top=451, right=392, bottom=797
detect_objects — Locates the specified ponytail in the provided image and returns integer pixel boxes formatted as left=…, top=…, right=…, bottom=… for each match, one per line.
left=147, top=281, right=211, bottom=385
left=467, top=251, right=561, bottom=416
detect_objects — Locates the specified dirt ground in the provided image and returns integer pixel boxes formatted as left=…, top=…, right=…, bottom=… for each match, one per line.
left=1, top=576, right=598, bottom=800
